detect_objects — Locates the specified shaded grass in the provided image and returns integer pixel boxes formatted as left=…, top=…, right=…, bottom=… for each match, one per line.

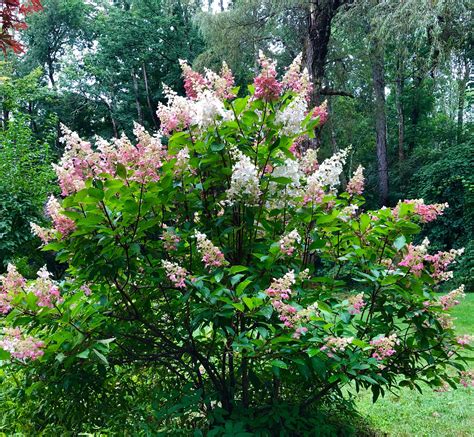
left=354, top=293, right=474, bottom=437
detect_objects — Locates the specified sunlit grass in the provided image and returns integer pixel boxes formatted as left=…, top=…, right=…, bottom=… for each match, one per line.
left=355, top=293, right=474, bottom=437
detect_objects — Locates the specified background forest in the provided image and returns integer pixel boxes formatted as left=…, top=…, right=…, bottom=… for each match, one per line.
left=0, top=0, right=473, bottom=434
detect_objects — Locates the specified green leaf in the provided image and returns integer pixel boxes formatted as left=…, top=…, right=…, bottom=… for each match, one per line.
left=229, top=265, right=248, bottom=274
left=116, top=163, right=127, bottom=179
left=271, top=359, right=288, bottom=369
left=76, top=349, right=90, bottom=359
left=0, top=349, right=11, bottom=360
left=236, top=279, right=252, bottom=295
left=92, top=349, right=108, bottom=365
left=393, top=235, right=406, bottom=251
left=210, top=143, right=225, bottom=152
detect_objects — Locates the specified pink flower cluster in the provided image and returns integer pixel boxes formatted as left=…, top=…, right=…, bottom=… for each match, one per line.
left=46, top=196, right=76, bottom=237
left=278, top=229, right=301, bottom=256
left=398, top=238, right=430, bottom=276
left=0, top=327, right=44, bottom=360
left=28, top=266, right=62, bottom=308
left=439, top=285, right=465, bottom=310
left=194, top=230, right=227, bottom=269
left=459, top=370, right=474, bottom=388
left=54, top=124, right=165, bottom=196
left=265, top=270, right=295, bottom=301
left=30, top=222, right=55, bottom=244
left=348, top=293, right=366, bottom=315
left=320, top=336, right=353, bottom=358
left=0, top=264, right=25, bottom=314
left=162, top=260, right=188, bottom=289
left=424, top=248, right=464, bottom=282
left=346, top=165, right=365, bottom=195
left=179, top=59, right=235, bottom=100
left=253, top=51, right=282, bottom=101
left=281, top=53, right=312, bottom=101
left=456, top=334, right=472, bottom=347
left=299, top=148, right=319, bottom=175
left=370, top=334, right=399, bottom=361
left=312, top=101, right=328, bottom=126
left=394, top=199, right=448, bottom=223
left=161, top=225, right=180, bottom=251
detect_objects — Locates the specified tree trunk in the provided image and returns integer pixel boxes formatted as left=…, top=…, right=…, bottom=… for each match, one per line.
left=131, top=69, right=144, bottom=125
left=46, top=53, right=56, bottom=88
left=407, top=74, right=422, bottom=153
left=395, top=55, right=405, bottom=162
left=305, top=0, right=348, bottom=106
left=370, top=40, right=389, bottom=206
left=456, top=56, right=470, bottom=144
left=142, top=62, right=159, bottom=130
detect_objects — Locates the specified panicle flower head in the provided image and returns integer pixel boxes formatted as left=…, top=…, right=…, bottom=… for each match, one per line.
left=194, top=230, right=227, bottom=269
left=321, top=336, right=354, bottom=357
left=348, top=293, right=366, bottom=315
left=161, top=225, right=180, bottom=251
left=437, top=313, right=455, bottom=330
left=28, top=266, right=62, bottom=308
left=30, top=222, right=55, bottom=244
left=162, top=260, right=188, bottom=288
left=0, top=264, right=26, bottom=314
left=370, top=334, right=399, bottom=360
left=282, top=53, right=312, bottom=101
left=265, top=270, right=296, bottom=302
left=46, top=195, right=76, bottom=237
left=0, top=327, right=45, bottom=361
left=157, top=85, right=194, bottom=135
left=439, top=285, right=465, bottom=310
left=394, top=199, right=448, bottom=223
left=253, top=51, right=282, bottom=101
left=347, top=165, right=365, bottom=195
left=179, top=59, right=207, bottom=99
left=398, top=238, right=430, bottom=276
left=312, top=101, right=328, bottom=126
left=226, top=149, right=261, bottom=206
left=279, top=229, right=301, bottom=256
left=274, top=96, right=307, bottom=136
left=299, top=148, right=319, bottom=175
left=424, top=248, right=464, bottom=282
left=456, top=334, right=472, bottom=347
left=205, top=62, right=236, bottom=100
left=459, top=370, right=474, bottom=388
left=173, top=146, right=191, bottom=177
left=192, top=89, right=232, bottom=129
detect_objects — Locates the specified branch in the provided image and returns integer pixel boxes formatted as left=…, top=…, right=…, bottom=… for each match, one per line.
left=320, top=87, right=355, bottom=98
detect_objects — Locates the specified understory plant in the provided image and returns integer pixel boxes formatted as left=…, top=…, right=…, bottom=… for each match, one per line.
left=0, top=54, right=471, bottom=433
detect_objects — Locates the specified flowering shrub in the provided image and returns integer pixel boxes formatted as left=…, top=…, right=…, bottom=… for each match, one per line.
left=0, top=54, right=470, bottom=432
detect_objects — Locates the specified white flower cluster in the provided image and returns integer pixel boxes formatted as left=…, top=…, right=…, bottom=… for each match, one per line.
left=275, top=96, right=307, bottom=136
left=226, top=150, right=261, bottom=206
left=307, top=147, right=350, bottom=192
left=192, top=90, right=232, bottom=129
left=268, top=158, right=303, bottom=209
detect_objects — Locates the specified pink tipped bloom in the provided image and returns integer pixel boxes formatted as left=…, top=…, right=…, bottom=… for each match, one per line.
left=162, top=260, right=188, bottom=289
left=370, top=334, right=399, bottom=361
left=179, top=59, right=207, bottom=99
left=348, top=293, right=366, bottom=315
left=456, top=334, right=472, bottom=347
left=282, top=53, right=312, bottom=101
left=347, top=165, right=365, bottom=195
left=279, top=229, right=301, bottom=256
left=0, top=264, right=26, bottom=314
left=30, top=222, right=55, bottom=244
left=394, top=199, right=448, bottom=223
left=439, top=285, right=465, bottom=310
left=253, top=51, right=282, bottom=101
left=311, top=101, right=328, bottom=126
left=28, top=266, right=63, bottom=308
left=398, top=238, right=430, bottom=276
left=321, top=336, right=354, bottom=355
left=161, top=225, right=181, bottom=251
left=46, top=196, right=76, bottom=237
left=459, top=370, right=474, bottom=388
left=194, top=230, right=227, bottom=269
left=0, top=327, right=45, bottom=361
left=424, top=248, right=464, bottom=282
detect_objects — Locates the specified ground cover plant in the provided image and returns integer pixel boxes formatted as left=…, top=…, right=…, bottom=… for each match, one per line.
left=0, top=55, right=471, bottom=434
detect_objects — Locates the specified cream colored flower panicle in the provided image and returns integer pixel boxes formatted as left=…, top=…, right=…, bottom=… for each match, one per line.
left=226, top=149, right=261, bottom=206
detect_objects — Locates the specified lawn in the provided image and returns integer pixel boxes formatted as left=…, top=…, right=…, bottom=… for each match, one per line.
left=354, top=293, right=474, bottom=437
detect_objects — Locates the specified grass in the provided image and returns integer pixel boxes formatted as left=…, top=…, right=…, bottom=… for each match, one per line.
left=353, top=293, right=474, bottom=437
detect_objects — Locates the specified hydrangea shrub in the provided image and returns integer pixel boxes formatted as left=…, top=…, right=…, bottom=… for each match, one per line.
left=0, top=54, right=471, bottom=429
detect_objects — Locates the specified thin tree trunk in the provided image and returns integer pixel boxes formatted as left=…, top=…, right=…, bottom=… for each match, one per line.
left=131, top=69, right=144, bottom=125
left=46, top=54, right=56, bottom=88
left=395, top=56, right=405, bottom=162
left=408, top=74, right=422, bottom=153
left=370, top=40, right=389, bottom=206
left=104, top=101, right=119, bottom=138
left=142, top=63, right=159, bottom=130
left=456, top=57, right=470, bottom=144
